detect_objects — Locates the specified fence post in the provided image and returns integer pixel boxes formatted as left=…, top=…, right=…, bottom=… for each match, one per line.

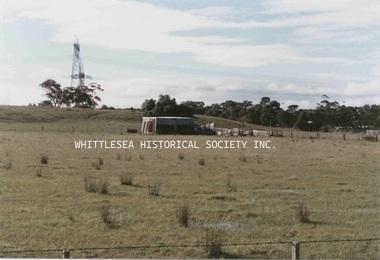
left=63, top=249, right=70, bottom=258
left=292, top=241, right=300, bottom=260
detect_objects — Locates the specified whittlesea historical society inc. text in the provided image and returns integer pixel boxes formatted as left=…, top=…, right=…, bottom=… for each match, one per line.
left=74, top=140, right=274, bottom=149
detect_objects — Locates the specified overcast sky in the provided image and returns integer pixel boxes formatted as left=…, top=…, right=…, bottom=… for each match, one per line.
left=1, top=0, right=380, bottom=109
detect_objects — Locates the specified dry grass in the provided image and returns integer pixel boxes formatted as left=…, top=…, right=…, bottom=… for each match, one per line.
left=92, top=162, right=101, bottom=170
left=40, top=153, right=48, bottom=164
left=100, top=204, right=117, bottom=228
left=83, top=177, right=109, bottom=194
left=0, top=108, right=378, bottom=258
left=198, top=158, right=205, bottom=166
left=97, top=179, right=110, bottom=194
left=225, top=173, right=237, bottom=192
left=239, top=155, right=247, bottom=162
left=84, top=176, right=97, bottom=193
left=204, top=227, right=223, bottom=258
left=0, top=105, right=267, bottom=133
left=176, top=203, right=190, bottom=227
left=148, top=182, right=161, bottom=196
left=297, top=201, right=311, bottom=223
left=98, top=157, right=104, bottom=166
left=178, top=152, right=185, bottom=160
left=35, top=167, right=42, bottom=177
left=120, top=172, right=134, bottom=186
left=2, top=159, right=12, bottom=169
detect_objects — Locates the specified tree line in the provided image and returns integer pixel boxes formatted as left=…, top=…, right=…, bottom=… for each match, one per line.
left=39, top=78, right=378, bottom=132
left=142, top=94, right=380, bottom=132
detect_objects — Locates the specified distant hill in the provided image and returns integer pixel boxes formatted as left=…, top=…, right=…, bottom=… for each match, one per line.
left=0, top=106, right=141, bottom=123
left=0, top=105, right=272, bottom=131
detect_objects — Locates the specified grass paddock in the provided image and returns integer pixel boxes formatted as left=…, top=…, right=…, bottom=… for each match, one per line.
left=0, top=106, right=379, bottom=258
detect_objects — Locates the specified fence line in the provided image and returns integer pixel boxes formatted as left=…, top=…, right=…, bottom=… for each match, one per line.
left=296, top=237, right=380, bottom=244
left=1, top=237, right=379, bottom=259
left=1, top=124, right=373, bottom=140
left=281, top=130, right=369, bottom=140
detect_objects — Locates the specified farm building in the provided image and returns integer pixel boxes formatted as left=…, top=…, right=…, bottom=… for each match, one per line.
left=366, top=130, right=380, bottom=136
left=141, top=117, right=195, bottom=135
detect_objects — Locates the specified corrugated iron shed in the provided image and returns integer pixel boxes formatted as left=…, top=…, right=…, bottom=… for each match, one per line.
left=141, top=117, right=195, bottom=135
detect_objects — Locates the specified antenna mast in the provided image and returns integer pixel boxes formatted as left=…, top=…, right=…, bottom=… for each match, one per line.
left=71, top=37, right=85, bottom=87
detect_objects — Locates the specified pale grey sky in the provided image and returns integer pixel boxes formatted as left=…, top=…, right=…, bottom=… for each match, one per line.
left=1, top=0, right=379, bottom=108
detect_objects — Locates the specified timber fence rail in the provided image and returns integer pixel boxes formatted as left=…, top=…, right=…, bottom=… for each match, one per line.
left=0, top=238, right=379, bottom=259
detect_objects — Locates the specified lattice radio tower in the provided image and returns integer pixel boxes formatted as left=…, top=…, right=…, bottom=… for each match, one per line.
left=71, top=37, right=85, bottom=88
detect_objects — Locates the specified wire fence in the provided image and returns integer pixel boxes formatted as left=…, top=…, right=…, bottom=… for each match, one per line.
left=0, top=121, right=378, bottom=141
left=1, top=238, right=379, bottom=259
left=281, top=130, right=371, bottom=141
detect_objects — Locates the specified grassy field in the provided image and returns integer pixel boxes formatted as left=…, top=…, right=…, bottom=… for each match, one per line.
left=0, top=105, right=269, bottom=133
left=0, top=106, right=379, bottom=258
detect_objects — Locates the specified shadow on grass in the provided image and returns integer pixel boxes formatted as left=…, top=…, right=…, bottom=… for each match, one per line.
left=302, top=220, right=327, bottom=225
left=219, top=251, right=244, bottom=259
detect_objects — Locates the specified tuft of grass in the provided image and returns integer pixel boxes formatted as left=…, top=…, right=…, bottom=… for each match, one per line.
left=84, top=177, right=109, bottom=194
left=225, top=174, right=237, bottom=192
left=120, top=172, right=134, bottom=186
left=209, top=195, right=236, bottom=201
left=239, top=155, right=247, bottom=162
left=148, top=182, right=161, bottom=196
left=100, top=205, right=111, bottom=224
left=198, top=158, right=205, bottom=166
left=100, top=204, right=117, bottom=228
left=204, top=227, right=223, bottom=258
left=176, top=203, right=190, bottom=227
left=97, top=179, right=110, bottom=194
left=92, top=162, right=101, bottom=170
left=98, top=157, right=104, bottom=166
left=36, top=167, right=42, bottom=177
left=297, top=201, right=311, bottom=223
left=256, top=155, right=263, bottom=164
left=246, top=212, right=259, bottom=218
left=84, top=176, right=97, bottom=193
left=178, top=152, right=185, bottom=160
left=3, top=159, right=12, bottom=169
left=40, top=153, right=48, bottom=164
left=68, top=214, right=75, bottom=223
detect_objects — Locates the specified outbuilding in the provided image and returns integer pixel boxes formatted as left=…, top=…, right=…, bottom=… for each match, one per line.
left=141, top=117, right=195, bottom=135
left=366, top=130, right=380, bottom=136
